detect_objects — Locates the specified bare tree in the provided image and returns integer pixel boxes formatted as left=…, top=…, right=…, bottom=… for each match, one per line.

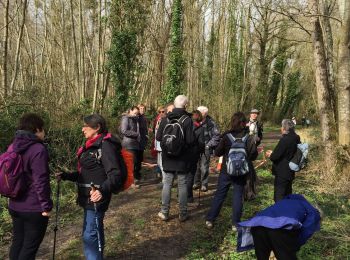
left=2, top=0, right=10, bottom=99
left=338, top=0, right=350, bottom=145
left=308, top=0, right=332, bottom=142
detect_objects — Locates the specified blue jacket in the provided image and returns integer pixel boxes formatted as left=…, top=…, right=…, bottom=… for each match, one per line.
left=237, top=194, right=321, bottom=252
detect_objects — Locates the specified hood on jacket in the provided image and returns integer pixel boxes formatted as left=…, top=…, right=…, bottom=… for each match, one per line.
left=167, top=108, right=191, bottom=120
left=12, top=130, right=42, bottom=153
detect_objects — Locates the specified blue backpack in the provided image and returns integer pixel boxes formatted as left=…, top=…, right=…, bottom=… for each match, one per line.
left=289, top=143, right=309, bottom=172
left=226, top=134, right=250, bottom=176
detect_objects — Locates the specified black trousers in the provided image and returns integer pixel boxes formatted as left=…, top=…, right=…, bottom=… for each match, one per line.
left=9, top=209, right=49, bottom=260
left=187, top=157, right=199, bottom=199
left=251, top=226, right=299, bottom=260
left=127, top=149, right=143, bottom=181
left=274, top=176, right=293, bottom=202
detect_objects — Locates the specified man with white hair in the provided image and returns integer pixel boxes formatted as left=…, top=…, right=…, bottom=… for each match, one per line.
left=156, top=95, right=195, bottom=222
left=193, top=106, right=220, bottom=192
left=265, top=119, right=301, bottom=202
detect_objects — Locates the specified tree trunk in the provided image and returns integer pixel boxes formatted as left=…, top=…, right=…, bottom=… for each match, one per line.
left=2, top=0, right=10, bottom=99
left=79, top=0, right=86, bottom=100
left=70, top=0, right=80, bottom=97
left=338, top=0, right=350, bottom=145
left=10, top=0, right=28, bottom=93
left=321, top=0, right=337, bottom=122
left=92, top=0, right=102, bottom=111
left=309, top=0, right=332, bottom=142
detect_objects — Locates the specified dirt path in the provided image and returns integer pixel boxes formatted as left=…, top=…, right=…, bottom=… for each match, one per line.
left=1, top=129, right=281, bottom=260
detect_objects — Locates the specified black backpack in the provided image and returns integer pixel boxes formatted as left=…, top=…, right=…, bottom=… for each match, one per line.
left=160, top=115, right=189, bottom=157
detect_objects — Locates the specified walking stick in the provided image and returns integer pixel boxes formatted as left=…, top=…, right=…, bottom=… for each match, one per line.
left=91, top=183, right=102, bottom=257
left=52, top=181, right=60, bottom=260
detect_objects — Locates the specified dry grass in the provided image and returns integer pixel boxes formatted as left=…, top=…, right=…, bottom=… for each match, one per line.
left=297, top=127, right=350, bottom=196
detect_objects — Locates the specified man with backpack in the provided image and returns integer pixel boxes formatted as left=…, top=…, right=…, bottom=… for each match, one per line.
left=193, top=106, right=220, bottom=192
left=265, top=119, right=301, bottom=202
left=156, top=95, right=195, bottom=222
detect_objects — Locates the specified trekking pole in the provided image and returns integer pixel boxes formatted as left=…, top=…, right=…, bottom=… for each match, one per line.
left=52, top=181, right=60, bottom=260
left=91, top=183, right=102, bottom=257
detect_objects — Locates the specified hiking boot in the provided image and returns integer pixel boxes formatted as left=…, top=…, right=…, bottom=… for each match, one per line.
left=232, top=225, right=237, bottom=232
left=192, top=184, right=200, bottom=190
left=187, top=197, right=194, bottom=203
left=179, top=214, right=188, bottom=222
left=201, top=185, right=208, bottom=192
left=158, top=212, right=168, bottom=221
left=205, top=221, right=213, bottom=229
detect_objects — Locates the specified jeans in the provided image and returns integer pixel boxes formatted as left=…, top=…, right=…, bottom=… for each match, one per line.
left=194, top=149, right=210, bottom=187
left=127, top=149, right=143, bottom=181
left=9, top=210, right=48, bottom=260
left=206, top=172, right=246, bottom=225
left=157, top=152, right=164, bottom=181
left=83, top=209, right=105, bottom=260
left=161, top=172, right=188, bottom=215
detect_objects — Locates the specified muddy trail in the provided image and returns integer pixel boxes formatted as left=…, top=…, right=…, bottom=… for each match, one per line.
left=1, top=129, right=280, bottom=260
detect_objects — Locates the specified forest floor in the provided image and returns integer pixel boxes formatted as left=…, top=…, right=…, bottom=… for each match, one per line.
left=1, top=127, right=349, bottom=259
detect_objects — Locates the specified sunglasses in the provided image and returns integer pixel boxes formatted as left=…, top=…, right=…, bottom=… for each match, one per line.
left=159, top=111, right=165, bottom=113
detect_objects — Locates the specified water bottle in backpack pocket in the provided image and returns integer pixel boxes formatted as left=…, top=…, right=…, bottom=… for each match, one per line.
left=226, top=134, right=250, bottom=176
left=160, top=115, right=189, bottom=157
left=0, top=145, right=26, bottom=198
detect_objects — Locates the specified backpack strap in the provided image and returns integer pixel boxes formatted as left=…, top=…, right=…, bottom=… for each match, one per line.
left=227, top=133, right=236, bottom=144
left=242, top=134, right=249, bottom=143
left=178, top=115, right=189, bottom=124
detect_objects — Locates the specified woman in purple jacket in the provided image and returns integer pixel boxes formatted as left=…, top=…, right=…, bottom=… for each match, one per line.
left=8, top=113, right=53, bottom=260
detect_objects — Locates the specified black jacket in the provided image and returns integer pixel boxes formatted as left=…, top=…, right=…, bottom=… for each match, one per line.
left=156, top=108, right=195, bottom=173
left=189, top=123, right=205, bottom=163
left=270, top=130, right=301, bottom=180
left=139, top=114, right=148, bottom=150
left=215, top=130, right=258, bottom=175
left=62, top=134, right=124, bottom=212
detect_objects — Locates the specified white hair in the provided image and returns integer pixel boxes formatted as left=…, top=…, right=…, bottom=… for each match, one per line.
left=281, top=119, right=295, bottom=133
left=174, top=95, right=189, bottom=108
left=197, top=106, right=209, bottom=115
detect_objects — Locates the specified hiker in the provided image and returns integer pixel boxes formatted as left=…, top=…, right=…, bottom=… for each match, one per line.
left=246, top=108, right=263, bottom=145
left=138, top=104, right=149, bottom=175
left=292, top=116, right=297, bottom=126
left=5, top=113, right=53, bottom=260
left=237, top=194, right=321, bottom=260
left=187, top=110, right=205, bottom=203
left=193, top=106, right=220, bottom=192
left=156, top=95, right=195, bottom=222
left=56, top=114, right=124, bottom=260
left=120, top=106, right=142, bottom=186
left=243, top=109, right=263, bottom=201
left=151, top=106, right=166, bottom=178
left=265, top=119, right=300, bottom=202
left=206, top=112, right=258, bottom=230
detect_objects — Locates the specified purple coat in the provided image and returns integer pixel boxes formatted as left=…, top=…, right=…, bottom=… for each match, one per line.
left=8, top=131, right=53, bottom=213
